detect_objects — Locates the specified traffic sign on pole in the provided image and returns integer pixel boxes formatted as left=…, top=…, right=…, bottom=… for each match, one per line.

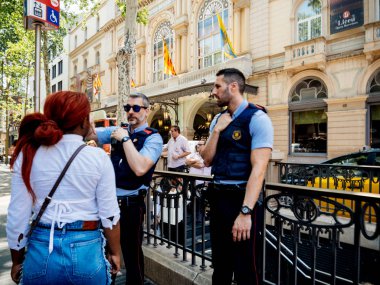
left=24, top=0, right=60, bottom=30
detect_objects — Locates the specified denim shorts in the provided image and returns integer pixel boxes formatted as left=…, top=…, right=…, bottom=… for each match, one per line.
left=21, top=221, right=111, bottom=285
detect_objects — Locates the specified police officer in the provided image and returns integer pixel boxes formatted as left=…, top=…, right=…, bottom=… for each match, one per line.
left=88, top=93, right=163, bottom=285
left=202, top=68, right=273, bottom=285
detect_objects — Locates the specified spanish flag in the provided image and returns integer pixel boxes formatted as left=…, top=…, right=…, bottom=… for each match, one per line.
left=131, top=78, right=136, bottom=88
left=163, top=39, right=176, bottom=76
left=216, top=13, right=237, bottom=59
left=93, top=73, right=102, bottom=95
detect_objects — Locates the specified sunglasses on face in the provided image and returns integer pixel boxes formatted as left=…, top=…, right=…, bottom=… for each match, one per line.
left=124, top=104, right=148, bottom=112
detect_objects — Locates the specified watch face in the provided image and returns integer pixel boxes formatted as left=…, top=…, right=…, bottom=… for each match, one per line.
left=241, top=206, right=251, bottom=215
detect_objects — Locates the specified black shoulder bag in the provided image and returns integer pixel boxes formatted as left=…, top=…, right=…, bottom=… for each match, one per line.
left=27, top=144, right=86, bottom=237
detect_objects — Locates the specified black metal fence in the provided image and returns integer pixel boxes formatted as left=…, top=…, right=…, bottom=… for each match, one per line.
left=144, top=170, right=213, bottom=269
left=264, top=182, right=380, bottom=285
left=143, top=168, right=380, bottom=284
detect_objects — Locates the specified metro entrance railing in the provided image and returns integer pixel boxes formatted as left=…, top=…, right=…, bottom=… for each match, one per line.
left=143, top=169, right=380, bottom=285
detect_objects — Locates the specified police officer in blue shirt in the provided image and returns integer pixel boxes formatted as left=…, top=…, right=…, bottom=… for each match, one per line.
left=202, top=68, right=273, bottom=285
left=89, top=93, right=163, bottom=285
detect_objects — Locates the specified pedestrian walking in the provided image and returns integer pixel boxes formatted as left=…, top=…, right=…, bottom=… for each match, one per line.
left=87, top=92, right=163, bottom=285
left=201, top=68, right=273, bottom=285
left=163, top=125, right=191, bottom=172
left=7, top=91, right=121, bottom=285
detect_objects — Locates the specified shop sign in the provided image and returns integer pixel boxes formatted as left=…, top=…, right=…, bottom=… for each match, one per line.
left=330, top=0, right=363, bottom=34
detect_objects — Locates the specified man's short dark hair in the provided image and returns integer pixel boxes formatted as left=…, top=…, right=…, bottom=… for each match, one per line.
left=216, top=68, right=246, bottom=94
left=171, top=125, right=180, bottom=133
left=129, top=93, right=150, bottom=108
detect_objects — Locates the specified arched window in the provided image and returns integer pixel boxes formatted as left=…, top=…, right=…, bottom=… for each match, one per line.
left=96, top=15, right=100, bottom=31
left=84, top=27, right=88, bottom=41
left=74, top=35, right=77, bottom=48
left=83, top=59, right=87, bottom=70
left=74, top=65, right=77, bottom=75
left=152, top=21, right=174, bottom=83
left=297, top=0, right=322, bottom=42
left=96, top=51, right=100, bottom=65
left=289, top=77, right=327, bottom=154
left=367, top=70, right=380, bottom=148
left=198, top=0, right=229, bottom=69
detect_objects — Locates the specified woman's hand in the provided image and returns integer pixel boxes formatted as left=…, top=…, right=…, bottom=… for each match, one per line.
left=11, top=263, right=22, bottom=284
left=107, top=252, right=121, bottom=275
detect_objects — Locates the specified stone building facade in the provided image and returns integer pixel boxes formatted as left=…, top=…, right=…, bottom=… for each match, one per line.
left=68, top=0, right=380, bottom=162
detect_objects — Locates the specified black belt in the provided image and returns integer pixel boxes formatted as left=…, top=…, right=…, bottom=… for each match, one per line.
left=118, top=195, right=145, bottom=206
left=213, top=183, right=247, bottom=191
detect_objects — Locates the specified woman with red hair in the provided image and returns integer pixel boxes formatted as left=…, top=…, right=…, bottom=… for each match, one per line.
left=7, top=91, right=121, bottom=284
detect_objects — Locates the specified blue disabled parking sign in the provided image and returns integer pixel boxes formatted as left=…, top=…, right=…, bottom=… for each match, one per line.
left=46, top=6, right=59, bottom=27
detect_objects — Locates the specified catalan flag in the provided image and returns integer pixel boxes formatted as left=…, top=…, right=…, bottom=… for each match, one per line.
left=131, top=78, right=136, bottom=88
left=93, top=73, right=102, bottom=95
left=163, top=39, right=176, bottom=76
left=216, top=13, right=237, bottom=59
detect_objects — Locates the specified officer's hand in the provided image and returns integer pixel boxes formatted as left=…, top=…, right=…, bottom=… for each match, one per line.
left=214, top=113, right=232, bottom=133
left=232, top=214, right=252, bottom=242
left=111, top=127, right=130, bottom=142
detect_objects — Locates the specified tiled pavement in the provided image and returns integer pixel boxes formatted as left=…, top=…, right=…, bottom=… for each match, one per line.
left=0, top=163, right=157, bottom=285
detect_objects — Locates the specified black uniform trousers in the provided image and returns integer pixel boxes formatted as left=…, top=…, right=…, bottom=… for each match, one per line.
left=118, top=195, right=146, bottom=285
left=208, top=184, right=264, bottom=285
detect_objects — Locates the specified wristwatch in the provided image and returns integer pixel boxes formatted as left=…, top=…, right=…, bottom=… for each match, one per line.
left=240, top=205, right=253, bottom=215
left=121, top=136, right=130, bottom=143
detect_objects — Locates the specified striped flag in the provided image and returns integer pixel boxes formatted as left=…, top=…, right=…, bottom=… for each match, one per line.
left=93, top=73, right=102, bottom=96
left=86, top=69, right=93, bottom=102
left=216, top=13, right=237, bottom=59
left=163, top=39, right=176, bottom=76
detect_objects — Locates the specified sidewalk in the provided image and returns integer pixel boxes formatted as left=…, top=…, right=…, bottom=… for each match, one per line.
left=0, top=163, right=156, bottom=285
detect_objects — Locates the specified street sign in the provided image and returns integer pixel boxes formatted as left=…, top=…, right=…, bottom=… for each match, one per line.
left=24, top=0, right=60, bottom=30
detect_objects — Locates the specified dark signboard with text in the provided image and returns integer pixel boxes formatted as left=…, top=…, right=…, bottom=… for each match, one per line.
left=330, top=0, right=363, bottom=34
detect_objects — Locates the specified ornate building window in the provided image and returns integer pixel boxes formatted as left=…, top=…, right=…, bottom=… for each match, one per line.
left=198, top=0, right=229, bottom=69
left=297, top=0, right=322, bottom=42
left=367, top=70, right=380, bottom=148
left=152, top=21, right=174, bottom=83
left=96, top=51, right=100, bottom=65
left=289, top=78, right=327, bottom=154
left=96, top=15, right=100, bottom=31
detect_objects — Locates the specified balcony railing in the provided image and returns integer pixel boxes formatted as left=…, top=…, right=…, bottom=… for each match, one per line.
left=143, top=167, right=380, bottom=284
left=284, top=37, right=326, bottom=72
left=138, top=55, right=252, bottom=98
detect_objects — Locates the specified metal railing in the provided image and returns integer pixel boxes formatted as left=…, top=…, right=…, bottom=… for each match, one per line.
left=264, top=183, right=380, bottom=285
left=278, top=162, right=380, bottom=223
left=142, top=168, right=380, bottom=284
left=144, top=170, right=213, bottom=270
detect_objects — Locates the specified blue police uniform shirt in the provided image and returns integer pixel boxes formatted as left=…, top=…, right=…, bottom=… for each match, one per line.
left=97, top=123, right=163, bottom=196
left=209, top=100, right=274, bottom=184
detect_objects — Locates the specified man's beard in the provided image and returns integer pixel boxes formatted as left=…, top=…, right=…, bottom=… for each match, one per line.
left=216, top=89, right=230, bottom=107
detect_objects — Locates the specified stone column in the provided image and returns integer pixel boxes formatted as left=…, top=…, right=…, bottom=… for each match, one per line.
left=181, top=0, right=187, bottom=15
left=241, top=7, right=249, bottom=52
left=141, top=53, right=146, bottom=84
left=175, top=35, right=181, bottom=73
left=176, top=0, right=182, bottom=15
left=136, top=53, right=141, bottom=85
left=180, top=33, right=187, bottom=73
left=233, top=8, right=241, bottom=55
